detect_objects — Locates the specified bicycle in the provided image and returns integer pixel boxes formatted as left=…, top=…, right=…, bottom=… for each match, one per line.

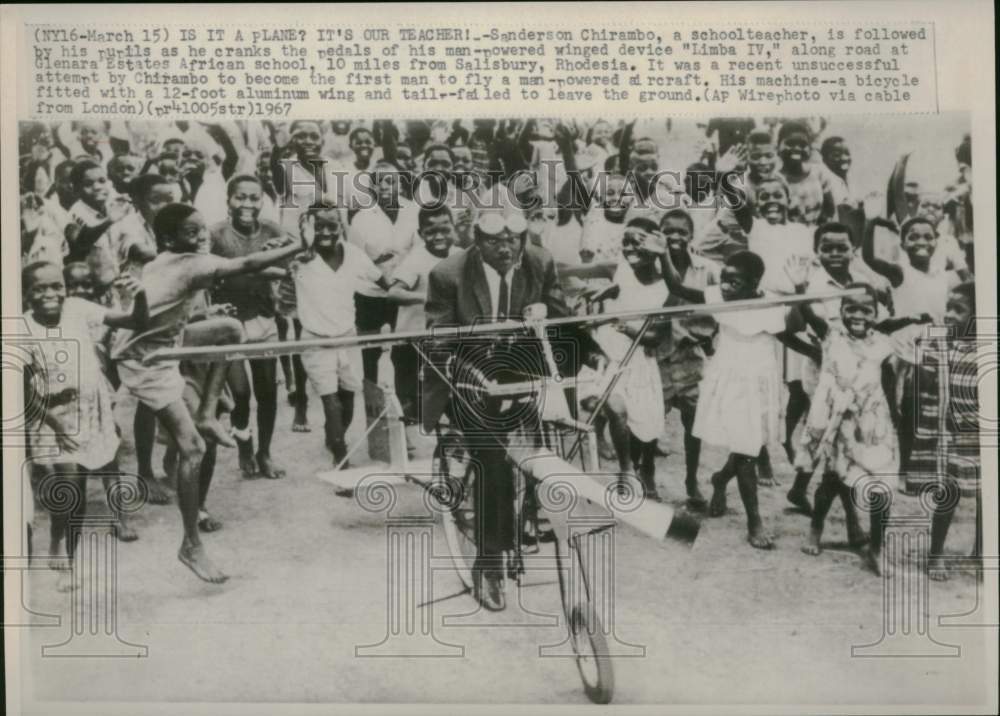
left=429, top=412, right=616, bottom=705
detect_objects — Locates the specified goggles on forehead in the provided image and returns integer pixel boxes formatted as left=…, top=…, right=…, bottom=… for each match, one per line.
left=477, top=212, right=527, bottom=236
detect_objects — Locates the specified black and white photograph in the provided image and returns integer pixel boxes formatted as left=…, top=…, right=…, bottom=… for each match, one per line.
left=2, top=3, right=996, bottom=714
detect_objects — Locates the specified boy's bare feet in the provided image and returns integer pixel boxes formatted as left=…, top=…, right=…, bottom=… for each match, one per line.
left=757, top=460, right=777, bottom=488
left=56, top=569, right=82, bottom=593
left=256, top=453, right=285, bottom=479
left=112, top=519, right=138, bottom=542
left=748, top=527, right=774, bottom=549
left=292, top=419, right=311, bottom=433
left=708, top=472, right=728, bottom=517
left=196, top=419, right=236, bottom=448
left=48, top=554, right=70, bottom=571
left=801, top=530, right=822, bottom=556
left=927, top=556, right=949, bottom=581
left=236, top=435, right=257, bottom=479
left=847, top=529, right=870, bottom=550
left=861, top=546, right=886, bottom=577
left=178, top=541, right=228, bottom=583
left=686, top=486, right=709, bottom=512
left=141, top=475, right=173, bottom=505
left=198, top=510, right=223, bottom=532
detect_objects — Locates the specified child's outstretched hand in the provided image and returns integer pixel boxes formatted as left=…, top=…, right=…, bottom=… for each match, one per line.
left=299, top=213, right=315, bottom=250
left=55, top=428, right=81, bottom=454
left=107, top=196, right=131, bottom=223
left=715, top=144, right=745, bottom=174
left=783, top=255, right=811, bottom=294
left=113, top=274, right=143, bottom=298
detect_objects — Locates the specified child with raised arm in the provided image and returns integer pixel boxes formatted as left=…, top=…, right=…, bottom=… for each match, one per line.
left=22, top=261, right=148, bottom=591
left=662, top=248, right=805, bottom=549
left=861, top=215, right=961, bottom=492
left=656, top=208, right=720, bottom=509
left=111, top=203, right=303, bottom=583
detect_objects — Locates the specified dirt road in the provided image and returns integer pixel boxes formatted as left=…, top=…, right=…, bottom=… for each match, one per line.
left=19, top=376, right=989, bottom=708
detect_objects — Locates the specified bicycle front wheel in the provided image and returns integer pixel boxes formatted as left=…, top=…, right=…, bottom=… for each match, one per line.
left=433, top=434, right=479, bottom=590
left=569, top=605, right=615, bottom=704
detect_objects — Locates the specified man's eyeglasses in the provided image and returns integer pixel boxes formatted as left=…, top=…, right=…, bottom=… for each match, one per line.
left=479, top=232, right=522, bottom=248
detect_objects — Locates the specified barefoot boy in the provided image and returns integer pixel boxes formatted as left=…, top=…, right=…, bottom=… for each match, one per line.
left=290, top=203, right=389, bottom=470
left=112, top=202, right=304, bottom=583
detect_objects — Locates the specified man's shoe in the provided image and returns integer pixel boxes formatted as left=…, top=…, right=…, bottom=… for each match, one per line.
left=473, top=566, right=506, bottom=612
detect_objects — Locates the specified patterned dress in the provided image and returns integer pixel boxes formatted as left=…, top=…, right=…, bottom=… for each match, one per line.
left=26, top=298, right=120, bottom=471
left=795, top=322, right=898, bottom=489
left=908, top=339, right=981, bottom=496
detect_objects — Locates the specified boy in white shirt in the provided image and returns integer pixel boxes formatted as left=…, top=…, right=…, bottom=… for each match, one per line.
left=387, top=205, right=457, bottom=423
left=291, top=203, right=391, bottom=468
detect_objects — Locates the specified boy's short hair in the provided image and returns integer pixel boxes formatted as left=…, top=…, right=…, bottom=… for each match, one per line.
left=724, top=250, right=766, bottom=285
left=423, top=143, right=456, bottom=163
left=303, top=200, right=344, bottom=225
left=418, top=204, right=453, bottom=231
left=899, top=216, right=938, bottom=241
left=372, top=157, right=405, bottom=175
left=842, top=280, right=880, bottom=305
left=22, top=260, right=61, bottom=292
left=631, top=137, right=659, bottom=156
left=660, top=208, right=695, bottom=236
left=813, top=221, right=854, bottom=250
left=153, top=203, right=198, bottom=251
left=62, top=260, right=91, bottom=281
left=108, top=153, right=138, bottom=170
left=69, top=159, right=102, bottom=190
left=348, top=126, right=373, bottom=144
left=755, top=174, right=791, bottom=198
left=226, top=174, right=262, bottom=199
left=129, top=173, right=170, bottom=205
left=289, top=120, right=322, bottom=135
left=820, top=136, right=846, bottom=157
left=777, top=120, right=812, bottom=145
left=746, top=130, right=774, bottom=147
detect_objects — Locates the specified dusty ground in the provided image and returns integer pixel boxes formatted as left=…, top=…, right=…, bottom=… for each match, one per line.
left=17, top=352, right=991, bottom=709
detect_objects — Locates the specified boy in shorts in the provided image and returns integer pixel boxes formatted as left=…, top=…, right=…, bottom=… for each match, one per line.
left=290, top=203, right=390, bottom=469
left=112, top=202, right=305, bottom=583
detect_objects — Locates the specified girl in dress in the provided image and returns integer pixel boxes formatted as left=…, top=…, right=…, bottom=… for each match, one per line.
left=663, top=249, right=804, bottom=549
left=925, top=282, right=982, bottom=580
left=793, top=286, right=901, bottom=576
left=22, top=261, right=148, bottom=590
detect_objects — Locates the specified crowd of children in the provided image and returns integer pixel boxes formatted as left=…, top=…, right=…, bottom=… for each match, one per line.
left=18, top=116, right=981, bottom=586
